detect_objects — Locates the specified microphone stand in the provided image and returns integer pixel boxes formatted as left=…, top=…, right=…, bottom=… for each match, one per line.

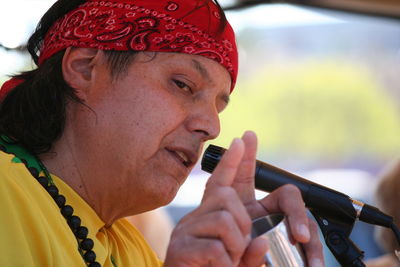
left=201, top=144, right=400, bottom=266
left=311, top=211, right=366, bottom=267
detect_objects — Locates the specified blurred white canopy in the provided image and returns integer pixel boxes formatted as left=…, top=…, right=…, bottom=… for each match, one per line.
left=222, top=0, right=400, bottom=19
left=1, top=0, right=398, bottom=50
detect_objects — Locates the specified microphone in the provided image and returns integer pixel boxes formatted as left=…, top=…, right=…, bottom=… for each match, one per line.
left=201, top=144, right=393, bottom=228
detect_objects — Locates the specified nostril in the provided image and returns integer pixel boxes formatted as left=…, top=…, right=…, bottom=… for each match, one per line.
left=195, top=129, right=209, bottom=138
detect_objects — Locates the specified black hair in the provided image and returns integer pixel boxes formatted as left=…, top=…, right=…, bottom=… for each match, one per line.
left=0, top=0, right=137, bottom=154
left=0, top=0, right=227, bottom=155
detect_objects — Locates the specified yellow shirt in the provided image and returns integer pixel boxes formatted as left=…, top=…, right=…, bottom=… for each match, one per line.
left=0, top=151, right=163, bottom=266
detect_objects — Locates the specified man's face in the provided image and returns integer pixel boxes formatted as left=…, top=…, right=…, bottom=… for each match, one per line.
left=75, top=52, right=231, bottom=212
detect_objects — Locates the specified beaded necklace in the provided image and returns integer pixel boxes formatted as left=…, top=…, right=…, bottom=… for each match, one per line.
left=0, top=136, right=101, bottom=267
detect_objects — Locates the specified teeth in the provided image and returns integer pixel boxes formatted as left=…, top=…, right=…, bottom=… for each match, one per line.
left=175, top=151, right=189, bottom=164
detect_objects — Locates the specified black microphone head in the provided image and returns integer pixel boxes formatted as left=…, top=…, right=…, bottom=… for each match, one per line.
left=201, top=144, right=226, bottom=173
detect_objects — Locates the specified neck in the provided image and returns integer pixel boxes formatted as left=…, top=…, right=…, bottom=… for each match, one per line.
left=40, top=126, right=125, bottom=226
left=39, top=103, right=159, bottom=225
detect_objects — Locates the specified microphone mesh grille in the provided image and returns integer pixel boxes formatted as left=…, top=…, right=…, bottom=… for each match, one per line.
left=201, top=144, right=226, bottom=173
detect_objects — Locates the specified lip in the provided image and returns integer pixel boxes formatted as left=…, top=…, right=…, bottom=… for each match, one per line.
left=165, top=146, right=198, bottom=169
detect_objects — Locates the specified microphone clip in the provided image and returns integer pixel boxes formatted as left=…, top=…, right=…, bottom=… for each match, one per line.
left=311, top=210, right=365, bottom=267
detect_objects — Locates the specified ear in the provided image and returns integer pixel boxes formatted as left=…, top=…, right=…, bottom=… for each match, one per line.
left=62, top=47, right=102, bottom=100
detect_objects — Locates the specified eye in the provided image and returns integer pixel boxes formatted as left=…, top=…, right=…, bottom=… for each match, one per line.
left=173, top=79, right=193, bottom=94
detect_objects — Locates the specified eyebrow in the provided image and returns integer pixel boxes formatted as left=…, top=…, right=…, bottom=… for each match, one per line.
left=191, top=59, right=231, bottom=105
left=191, top=59, right=211, bottom=81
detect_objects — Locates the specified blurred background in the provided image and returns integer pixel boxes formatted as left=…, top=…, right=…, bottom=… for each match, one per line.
left=1, top=0, right=399, bottom=265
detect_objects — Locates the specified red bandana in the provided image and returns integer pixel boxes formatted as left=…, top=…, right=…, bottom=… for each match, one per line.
left=39, top=0, right=238, bottom=91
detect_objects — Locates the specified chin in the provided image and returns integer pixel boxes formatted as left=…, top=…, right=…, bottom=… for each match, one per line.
left=148, top=180, right=181, bottom=208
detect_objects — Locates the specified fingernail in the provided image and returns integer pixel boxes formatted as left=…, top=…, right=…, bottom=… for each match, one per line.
left=229, top=138, right=239, bottom=148
left=230, top=138, right=244, bottom=150
left=297, top=224, right=310, bottom=240
left=310, top=258, right=324, bottom=267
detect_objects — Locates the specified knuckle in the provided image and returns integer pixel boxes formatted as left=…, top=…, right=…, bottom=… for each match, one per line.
left=208, top=241, right=226, bottom=257
left=229, top=241, right=246, bottom=257
left=205, top=184, right=237, bottom=203
left=216, top=186, right=236, bottom=201
left=236, top=172, right=254, bottom=184
left=279, top=185, right=305, bottom=206
left=281, top=184, right=301, bottom=196
left=243, top=217, right=252, bottom=233
left=216, top=211, right=242, bottom=238
left=217, top=210, right=234, bottom=225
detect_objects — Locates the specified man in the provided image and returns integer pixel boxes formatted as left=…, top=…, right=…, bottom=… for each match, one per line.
left=0, top=0, right=323, bottom=266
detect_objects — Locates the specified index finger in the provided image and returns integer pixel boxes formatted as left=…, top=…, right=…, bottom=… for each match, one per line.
left=206, top=138, right=245, bottom=188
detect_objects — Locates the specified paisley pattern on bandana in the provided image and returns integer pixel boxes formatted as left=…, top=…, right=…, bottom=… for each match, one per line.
left=39, top=0, right=238, bottom=90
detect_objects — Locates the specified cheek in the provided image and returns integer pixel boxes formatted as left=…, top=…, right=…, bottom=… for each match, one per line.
left=102, top=87, right=188, bottom=155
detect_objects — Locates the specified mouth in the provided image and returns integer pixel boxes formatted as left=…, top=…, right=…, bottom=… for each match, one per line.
left=166, top=148, right=196, bottom=168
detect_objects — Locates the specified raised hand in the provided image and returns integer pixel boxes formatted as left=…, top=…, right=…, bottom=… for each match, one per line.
left=164, top=132, right=324, bottom=267
left=232, top=131, right=324, bottom=267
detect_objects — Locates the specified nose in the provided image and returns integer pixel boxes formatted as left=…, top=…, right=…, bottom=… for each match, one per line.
left=186, top=101, right=221, bottom=141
